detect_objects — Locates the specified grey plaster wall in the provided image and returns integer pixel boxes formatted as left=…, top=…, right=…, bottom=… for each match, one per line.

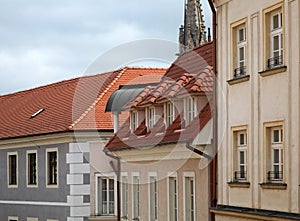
left=0, top=143, right=69, bottom=202
left=0, top=204, right=69, bottom=221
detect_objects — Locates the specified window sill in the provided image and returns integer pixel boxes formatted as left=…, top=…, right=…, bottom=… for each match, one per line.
left=27, top=184, right=38, bottom=188
left=228, top=181, right=250, bottom=188
left=46, top=184, right=59, bottom=188
left=259, top=66, right=287, bottom=77
left=89, top=215, right=118, bottom=221
left=259, top=182, right=287, bottom=190
left=227, top=75, right=250, bottom=85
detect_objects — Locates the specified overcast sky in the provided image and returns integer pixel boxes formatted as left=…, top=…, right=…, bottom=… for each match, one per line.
left=0, top=0, right=212, bottom=95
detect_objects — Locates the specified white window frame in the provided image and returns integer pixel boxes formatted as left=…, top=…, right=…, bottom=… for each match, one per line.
left=121, top=173, right=129, bottom=220
left=7, top=152, right=18, bottom=188
left=132, top=173, right=140, bottom=220
left=26, top=150, right=38, bottom=188
left=95, top=173, right=117, bottom=216
left=237, top=131, right=247, bottom=180
left=165, top=102, right=174, bottom=127
left=185, top=97, right=196, bottom=125
left=147, top=107, right=155, bottom=130
left=131, top=111, right=138, bottom=132
left=270, top=127, right=283, bottom=181
left=167, top=173, right=178, bottom=221
left=270, top=11, right=283, bottom=61
left=8, top=216, right=18, bottom=221
left=237, top=27, right=246, bottom=71
left=46, top=148, right=58, bottom=188
left=148, top=172, right=158, bottom=221
left=183, top=172, right=195, bottom=221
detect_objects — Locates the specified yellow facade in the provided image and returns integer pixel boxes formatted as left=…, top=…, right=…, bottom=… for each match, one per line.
left=214, top=0, right=300, bottom=220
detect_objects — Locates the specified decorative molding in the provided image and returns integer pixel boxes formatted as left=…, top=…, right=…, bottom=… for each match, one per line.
left=227, top=75, right=250, bottom=85
left=259, top=182, right=287, bottom=190
left=259, top=66, right=287, bottom=77
left=227, top=181, right=250, bottom=188
left=0, top=200, right=68, bottom=206
left=114, top=143, right=201, bottom=162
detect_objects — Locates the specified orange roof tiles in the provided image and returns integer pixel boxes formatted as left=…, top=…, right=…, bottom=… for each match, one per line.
left=106, top=42, right=215, bottom=150
left=0, top=67, right=166, bottom=140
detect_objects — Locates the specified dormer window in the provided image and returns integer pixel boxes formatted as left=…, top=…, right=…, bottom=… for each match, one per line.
left=147, top=107, right=155, bottom=129
left=186, top=97, right=196, bottom=124
left=165, top=102, right=174, bottom=127
left=131, top=111, right=138, bottom=132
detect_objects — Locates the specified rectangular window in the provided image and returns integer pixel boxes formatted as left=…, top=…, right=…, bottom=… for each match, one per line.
left=236, top=27, right=246, bottom=77
left=149, top=175, right=158, bottom=221
left=232, top=21, right=247, bottom=78
left=269, top=127, right=283, bottom=181
left=131, top=111, right=138, bottom=132
left=184, top=176, right=195, bottom=221
left=27, top=151, right=38, bottom=186
left=7, top=152, right=18, bottom=187
left=46, top=149, right=58, bottom=186
left=168, top=176, right=178, bottom=221
left=121, top=175, right=128, bottom=219
left=165, top=102, right=174, bottom=127
left=236, top=131, right=247, bottom=180
left=186, top=97, right=195, bottom=124
left=265, top=5, right=284, bottom=70
left=132, top=175, right=140, bottom=220
left=8, top=217, right=18, bottom=221
left=264, top=122, right=284, bottom=183
left=98, top=178, right=115, bottom=215
left=147, top=107, right=155, bottom=129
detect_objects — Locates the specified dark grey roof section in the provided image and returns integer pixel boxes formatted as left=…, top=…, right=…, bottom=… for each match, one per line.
left=213, top=205, right=300, bottom=220
left=105, top=83, right=157, bottom=113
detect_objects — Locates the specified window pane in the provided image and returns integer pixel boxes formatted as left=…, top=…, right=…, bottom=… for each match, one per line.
left=240, top=165, right=245, bottom=172
left=273, top=35, right=279, bottom=51
left=273, top=14, right=279, bottom=29
left=273, top=149, right=279, bottom=163
left=109, top=179, right=114, bottom=190
left=273, top=130, right=279, bottom=142
left=239, top=151, right=245, bottom=164
left=239, top=47, right=245, bottom=60
left=9, top=155, right=17, bottom=185
left=238, top=28, right=245, bottom=42
left=28, top=153, right=37, bottom=185
left=239, top=133, right=245, bottom=145
left=48, top=151, right=57, bottom=185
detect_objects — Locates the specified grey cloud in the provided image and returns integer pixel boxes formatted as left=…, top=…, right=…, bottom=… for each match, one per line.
left=0, top=0, right=211, bottom=95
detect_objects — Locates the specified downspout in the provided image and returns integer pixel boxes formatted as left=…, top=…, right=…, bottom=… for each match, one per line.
left=207, top=0, right=217, bottom=221
left=103, top=147, right=121, bottom=221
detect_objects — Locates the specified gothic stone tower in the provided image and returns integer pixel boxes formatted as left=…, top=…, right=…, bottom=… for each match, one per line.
left=179, top=0, right=206, bottom=54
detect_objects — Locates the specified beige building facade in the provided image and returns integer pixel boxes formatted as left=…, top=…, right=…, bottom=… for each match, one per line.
left=213, top=0, right=300, bottom=220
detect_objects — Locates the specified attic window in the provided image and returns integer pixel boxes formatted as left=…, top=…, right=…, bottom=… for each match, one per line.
left=30, top=108, right=44, bottom=119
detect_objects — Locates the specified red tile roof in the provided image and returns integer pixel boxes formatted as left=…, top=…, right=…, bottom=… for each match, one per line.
left=105, top=102, right=212, bottom=150
left=0, top=67, right=166, bottom=140
left=106, top=42, right=215, bottom=150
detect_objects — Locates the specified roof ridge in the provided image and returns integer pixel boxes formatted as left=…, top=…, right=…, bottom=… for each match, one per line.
left=123, top=66, right=168, bottom=71
left=0, top=70, right=119, bottom=98
left=68, top=67, right=129, bottom=129
left=1, top=67, right=168, bottom=98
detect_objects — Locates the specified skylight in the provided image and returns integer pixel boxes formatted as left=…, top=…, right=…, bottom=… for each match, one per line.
left=30, top=108, right=44, bottom=119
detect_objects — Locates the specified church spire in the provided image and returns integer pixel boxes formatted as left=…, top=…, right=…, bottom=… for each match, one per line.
left=179, top=0, right=207, bottom=55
